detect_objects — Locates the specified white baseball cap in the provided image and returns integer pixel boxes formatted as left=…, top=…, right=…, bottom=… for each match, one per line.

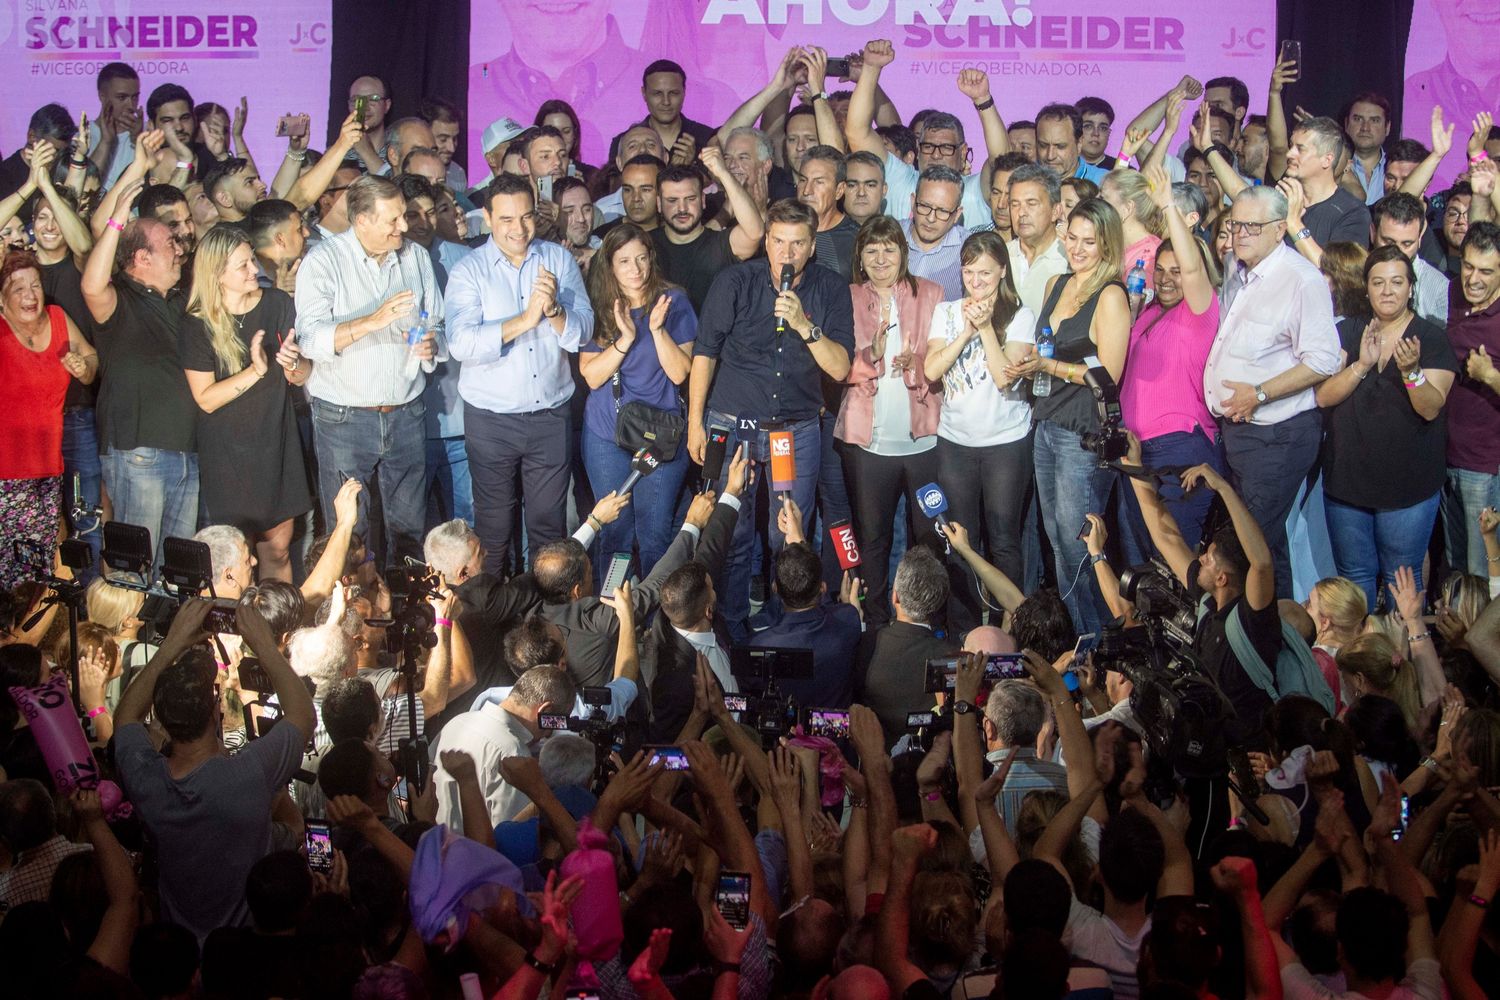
left=482, top=117, right=526, bottom=154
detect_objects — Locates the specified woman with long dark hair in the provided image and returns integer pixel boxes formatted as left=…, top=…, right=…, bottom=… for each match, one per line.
left=181, top=227, right=312, bottom=581
left=579, top=223, right=695, bottom=581
left=535, top=100, right=596, bottom=182
left=922, top=230, right=1036, bottom=631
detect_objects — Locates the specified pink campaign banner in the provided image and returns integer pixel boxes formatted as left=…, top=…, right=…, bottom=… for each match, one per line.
left=1403, top=0, right=1499, bottom=191
left=0, top=0, right=333, bottom=162
left=469, top=0, right=1277, bottom=167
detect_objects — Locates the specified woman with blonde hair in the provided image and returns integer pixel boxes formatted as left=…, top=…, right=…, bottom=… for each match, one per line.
left=1336, top=632, right=1423, bottom=731
left=1306, top=576, right=1367, bottom=713
left=1007, top=198, right=1131, bottom=635
left=1099, top=169, right=1164, bottom=288
left=84, top=577, right=157, bottom=703
left=182, top=226, right=312, bottom=582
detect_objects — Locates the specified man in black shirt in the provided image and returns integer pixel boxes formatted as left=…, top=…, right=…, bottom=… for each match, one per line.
left=607, top=59, right=720, bottom=168
left=81, top=180, right=199, bottom=572
left=799, top=145, right=860, bottom=280
left=651, top=147, right=764, bottom=312
left=1280, top=116, right=1371, bottom=268
left=688, top=198, right=855, bottom=640
left=592, top=154, right=663, bottom=240
left=1128, top=452, right=1277, bottom=749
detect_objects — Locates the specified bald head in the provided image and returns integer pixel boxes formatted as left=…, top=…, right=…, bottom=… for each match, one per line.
left=829, top=966, right=890, bottom=1000
left=963, top=626, right=1017, bottom=655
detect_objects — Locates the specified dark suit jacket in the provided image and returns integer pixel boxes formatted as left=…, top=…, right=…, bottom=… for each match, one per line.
left=749, top=602, right=863, bottom=710
left=431, top=571, right=543, bottom=735
left=857, top=622, right=957, bottom=743
left=642, top=499, right=740, bottom=741
left=539, top=520, right=701, bottom=690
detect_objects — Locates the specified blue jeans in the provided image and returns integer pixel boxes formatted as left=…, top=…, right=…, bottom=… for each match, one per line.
left=100, top=446, right=199, bottom=572
left=311, top=398, right=427, bottom=567
left=1326, top=491, right=1443, bottom=612
left=708, top=411, right=821, bottom=643
left=581, top=428, right=690, bottom=587
left=425, top=436, right=474, bottom=529
left=1444, top=466, right=1500, bottom=578
left=1120, top=428, right=1226, bottom=568
left=1033, top=420, right=1115, bottom=636
left=62, top=409, right=103, bottom=578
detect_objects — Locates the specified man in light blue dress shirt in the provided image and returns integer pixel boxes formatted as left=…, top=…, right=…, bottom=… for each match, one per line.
left=446, top=174, right=594, bottom=576
left=296, top=175, right=446, bottom=567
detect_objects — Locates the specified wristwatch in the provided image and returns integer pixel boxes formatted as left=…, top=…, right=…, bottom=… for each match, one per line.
left=803, top=324, right=824, bottom=343
left=1253, top=384, right=1268, bottom=404
left=1290, top=227, right=1311, bottom=243
left=810, top=90, right=830, bottom=103
left=1089, top=552, right=1108, bottom=566
left=953, top=700, right=976, bottom=715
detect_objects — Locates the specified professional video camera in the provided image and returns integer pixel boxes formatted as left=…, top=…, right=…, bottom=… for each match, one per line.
left=377, top=557, right=445, bottom=796
left=1080, top=365, right=1130, bottom=464
left=12, top=537, right=94, bottom=714
left=538, top=686, right=628, bottom=794
left=728, top=647, right=812, bottom=745
left=1117, top=560, right=1200, bottom=652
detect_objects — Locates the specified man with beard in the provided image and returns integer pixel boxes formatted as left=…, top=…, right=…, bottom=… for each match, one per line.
left=553, top=176, right=601, bottom=275
left=651, top=147, right=764, bottom=312
left=595, top=125, right=666, bottom=224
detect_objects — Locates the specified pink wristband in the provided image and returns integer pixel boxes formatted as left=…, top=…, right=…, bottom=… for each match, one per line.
left=435, top=617, right=453, bottom=628
left=106, top=218, right=125, bottom=233
left=216, top=662, right=230, bottom=672
left=87, top=705, right=108, bottom=719
left=1473, top=150, right=1491, bottom=164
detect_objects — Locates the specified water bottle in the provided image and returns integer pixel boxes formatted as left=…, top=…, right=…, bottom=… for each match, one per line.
left=403, top=309, right=429, bottom=378
left=1034, top=326, right=1055, bottom=398
left=1126, top=259, right=1148, bottom=321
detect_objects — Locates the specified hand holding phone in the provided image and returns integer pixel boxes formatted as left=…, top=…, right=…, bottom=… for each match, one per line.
left=715, top=870, right=752, bottom=929
left=306, top=819, right=334, bottom=874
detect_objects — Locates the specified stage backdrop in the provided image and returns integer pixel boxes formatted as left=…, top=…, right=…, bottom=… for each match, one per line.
left=0, top=1, right=333, bottom=164
left=468, top=0, right=1278, bottom=169
left=1403, top=0, right=1491, bottom=191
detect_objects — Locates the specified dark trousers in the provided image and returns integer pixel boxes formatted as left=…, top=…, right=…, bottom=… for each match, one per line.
left=938, top=433, right=1034, bottom=634
left=465, top=401, right=572, bottom=575
left=844, top=443, right=943, bottom=630
left=1220, top=409, right=1323, bottom=599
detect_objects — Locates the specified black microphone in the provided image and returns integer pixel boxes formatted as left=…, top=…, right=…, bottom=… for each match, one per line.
left=701, top=426, right=730, bottom=484
left=619, top=447, right=662, bottom=496
left=774, top=263, right=794, bottom=335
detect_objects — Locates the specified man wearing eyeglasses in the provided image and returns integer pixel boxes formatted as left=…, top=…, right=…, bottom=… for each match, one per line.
left=845, top=40, right=1010, bottom=228
left=1204, top=186, right=1341, bottom=597
left=347, top=76, right=392, bottom=176
left=1076, top=97, right=1117, bottom=170
left=902, top=166, right=968, bottom=299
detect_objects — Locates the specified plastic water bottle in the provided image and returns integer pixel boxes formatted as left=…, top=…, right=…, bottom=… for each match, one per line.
left=1034, top=326, right=1055, bottom=398
left=1126, top=259, right=1148, bottom=321
left=403, top=309, right=429, bottom=378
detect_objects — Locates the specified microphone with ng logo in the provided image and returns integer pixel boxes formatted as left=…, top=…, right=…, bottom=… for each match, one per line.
left=769, top=429, right=796, bottom=500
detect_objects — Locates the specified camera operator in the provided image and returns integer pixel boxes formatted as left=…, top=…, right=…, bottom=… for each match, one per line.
left=1126, top=440, right=1276, bottom=749
left=113, top=598, right=314, bottom=943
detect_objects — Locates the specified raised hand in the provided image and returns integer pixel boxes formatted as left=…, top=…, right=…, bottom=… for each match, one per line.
left=332, top=476, right=363, bottom=528
left=648, top=293, right=671, bottom=336
left=1118, top=126, right=1150, bottom=162
left=590, top=490, right=632, bottom=526
left=1083, top=513, right=1108, bottom=556
left=1144, top=163, right=1174, bottom=210
left=439, top=749, right=478, bottom=784
left=1209, top=855, right=1258, bottom=899
left=1392, top=335, right=1421, bottom=374
left=956, top=67, right=991, bottom=104
left=862, top=38, right=895, bottom=70
left=669, top=131, right=697, bottom=167
left=1387, top=565, right=1425, bottom=623
left=1269, top=57, right=1298, bottom=94
left=232, top=97, right=249, bottom=140
left=1430, top=106, right=1455, bottom=160
left=802, top=45, right=829, bottom=95
left=943, top=519, right=971, bottom=553
left=611, top=298, right=639, bottom=349
left=275, top=328, right=302, bottom=372
left=1470, top=111, right=1495, bottom=160
left=539, top=869, right=585, bottom=956
left=776, top=494, right=805, bottom=542
left=1357, top=321, right=1381, bottom=371
left=248, top=330, right=270, bottom=377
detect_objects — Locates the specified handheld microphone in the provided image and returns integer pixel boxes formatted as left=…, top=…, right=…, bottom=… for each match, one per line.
left=915, top=482, right=951, bottom=534
left=701, top=426, right=730, bottom=484
left=774, top=263, right=794, bottom=335
left=828, top=519, right=862, bottom=572
left=619, top=447, right=662, bottom=496
left=769, top=430, right=796, bottom=496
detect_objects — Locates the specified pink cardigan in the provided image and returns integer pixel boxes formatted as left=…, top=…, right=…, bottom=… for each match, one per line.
left=835, top=277, right=945, bottom=448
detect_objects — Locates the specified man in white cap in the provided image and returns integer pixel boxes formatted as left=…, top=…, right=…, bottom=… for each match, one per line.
left=467, top=116, right=527, bottom=198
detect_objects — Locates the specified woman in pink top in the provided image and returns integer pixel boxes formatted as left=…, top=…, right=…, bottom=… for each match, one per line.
left=835, top=216, right=945, bottom=627
left=1119, top=165, right=1226, bottom=563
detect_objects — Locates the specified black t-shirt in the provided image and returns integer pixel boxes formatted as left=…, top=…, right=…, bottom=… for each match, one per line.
left=652, top=226, right=739, bottom=314
left=1323, top=315, right=1457, bottom=509
left=1297, top=186, right=1371, bottom=249
left=813, top=214, right=861, bottom=281
left=94, top=277, right=197, bottom=454
left=40, top=256, right=97, bottom=409
left=1189, top=561, right=1278, bottom=748
left=1034, top=274, right=1123, bottom=434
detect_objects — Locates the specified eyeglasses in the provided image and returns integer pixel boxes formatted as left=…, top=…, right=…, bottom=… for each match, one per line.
left=1226, top=219, right=1284, bottom=236
left=918, top=142, right=959, bottom=157
left=913, top=201, right=958, bottom=221
left=1081, top=122, right=1113, bottom=134
left=348, top=94, right=385, bottom=106
left=1445, top=207, right=1469, bottom=221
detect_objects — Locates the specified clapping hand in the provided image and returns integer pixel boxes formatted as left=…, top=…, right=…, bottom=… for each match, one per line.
left=1392, top=336, right=1421, bottom=375
left=275, top=328, right=303, bottom=373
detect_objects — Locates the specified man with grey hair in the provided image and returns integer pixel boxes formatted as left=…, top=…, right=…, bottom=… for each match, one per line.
left=193, top=525, right=253, bottom=600
left=538, top=732, right=596, bottom=791
left=596, top=124, right=667, bottom=224
left=1279, top=116, right=1372, bottom=268
left=846, top=40, right=1010, bottom=226
left=288, top=624, right=354, bottom=698
left=903, top=165, right=969, bottom=298
left=1205, top=185, right=1341, bottom=596
left=297, top=174, right=446, bottom=567
left=1006, top=163, right=1069, bottom=316
left=858, top=546, right=957, bottom=741
left=719, top=125, right=787, bottom=222
left=976, top=679, right=1066, bottom=836
left=431, top=664, right=577, bottom=830
left=382, top=117, right=437, bottom=177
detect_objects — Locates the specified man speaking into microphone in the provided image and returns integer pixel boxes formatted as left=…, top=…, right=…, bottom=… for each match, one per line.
left=689, top=199, right=854, bottom=641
